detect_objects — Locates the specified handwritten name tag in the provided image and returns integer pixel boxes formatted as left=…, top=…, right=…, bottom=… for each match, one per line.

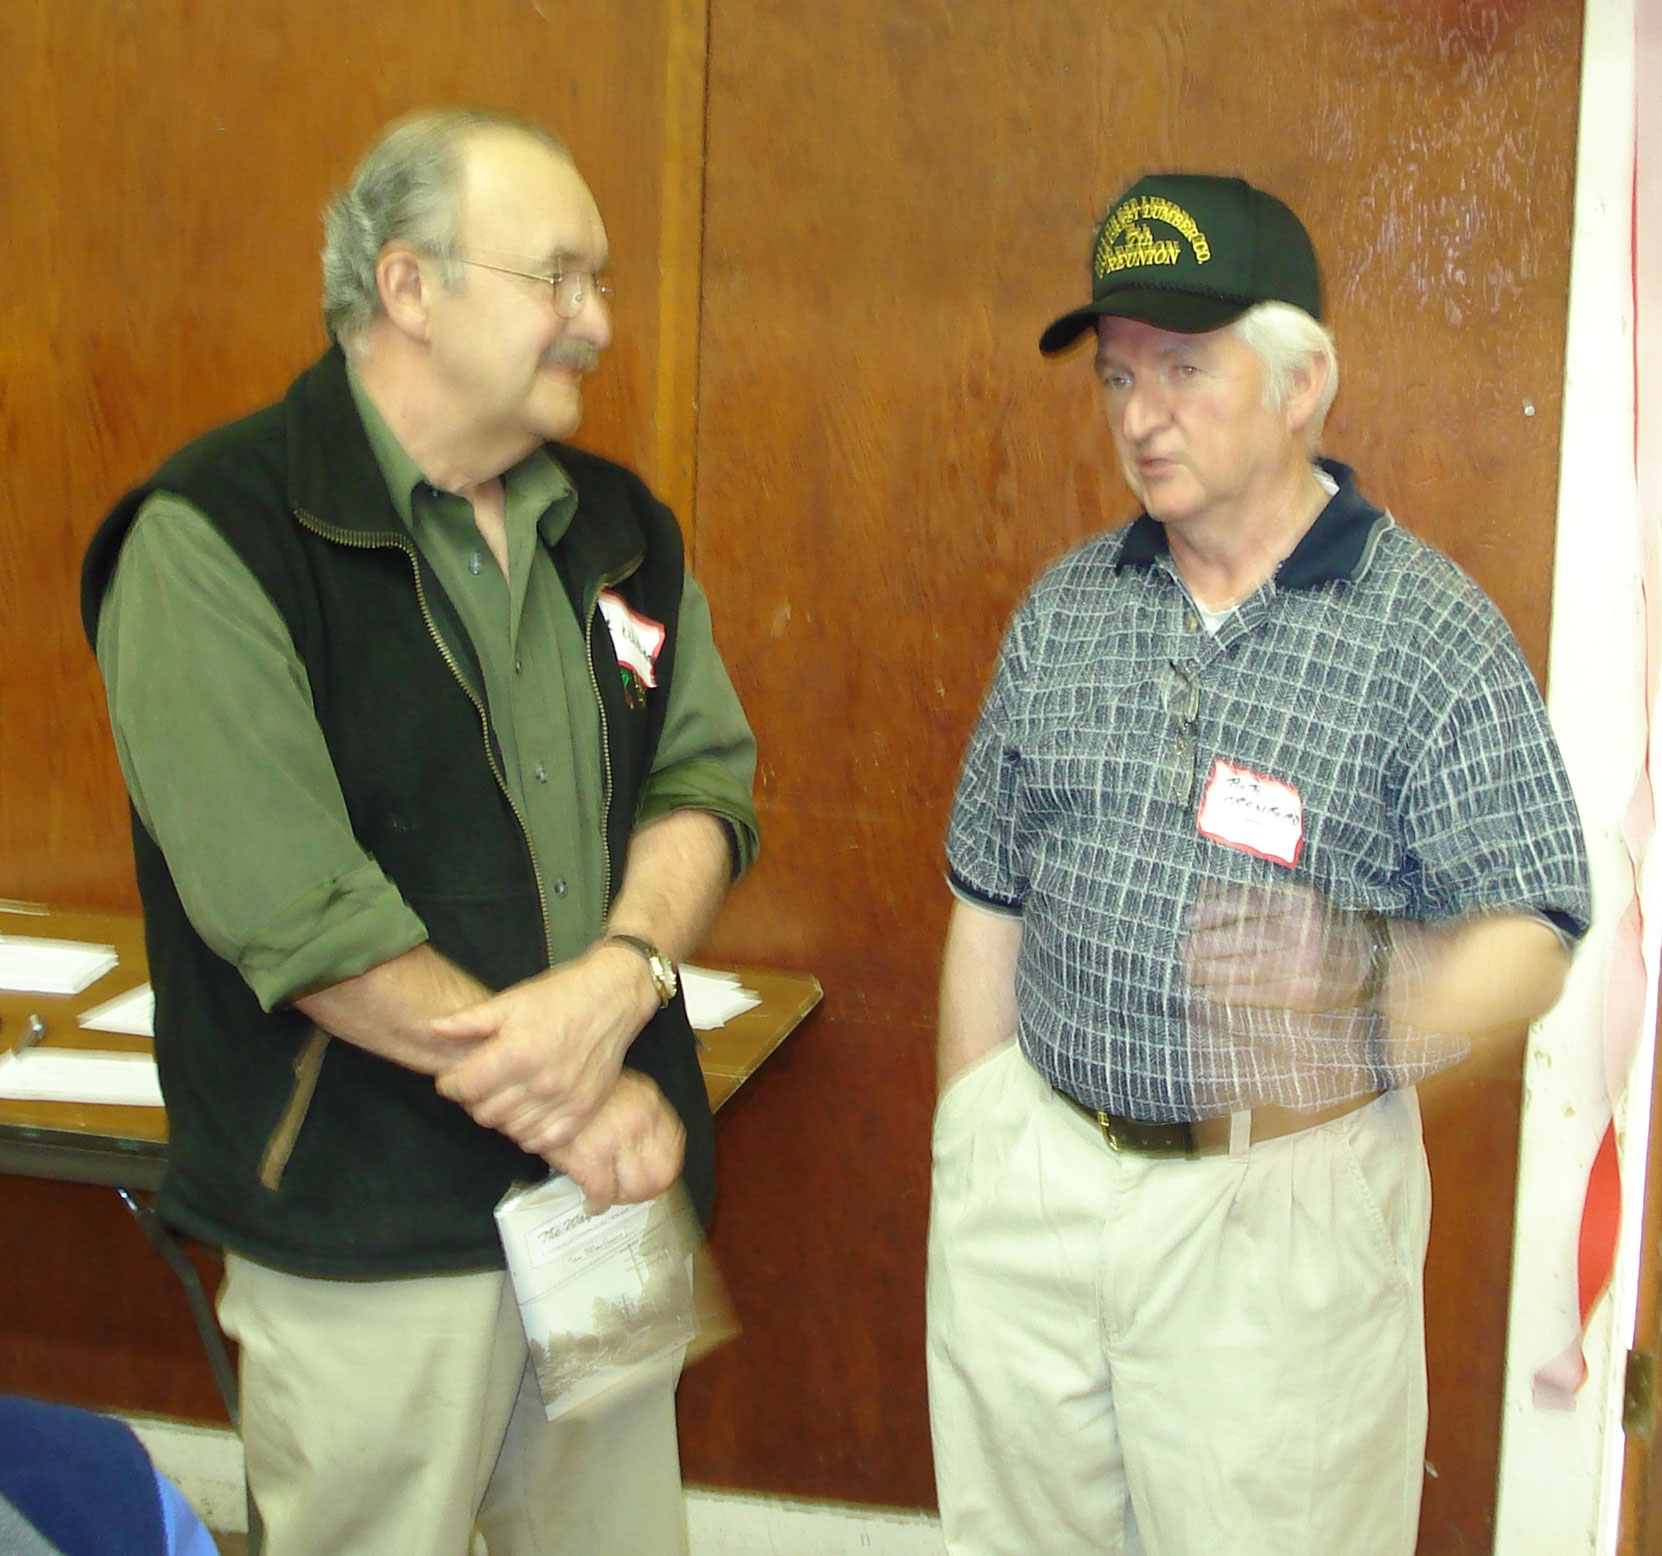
left=1195, top=758, right=1304, bottom=868
left=597, top=591, right=666, bottom=689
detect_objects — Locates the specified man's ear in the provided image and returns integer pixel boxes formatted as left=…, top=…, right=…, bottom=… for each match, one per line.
left=1283, top=351, right=1329, bottom=443
left=376, top=246, right=432, bottom=341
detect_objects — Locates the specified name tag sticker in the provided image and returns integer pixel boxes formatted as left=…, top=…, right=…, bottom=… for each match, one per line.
left=597, top=591, right=666, bottom=689
left=1195, top=759, right=1304, bottom=868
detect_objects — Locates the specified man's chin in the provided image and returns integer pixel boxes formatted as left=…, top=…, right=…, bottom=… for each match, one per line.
left=1129, top=473, right=1200, bottom=527
left=535, top=385, right=584, bottom=443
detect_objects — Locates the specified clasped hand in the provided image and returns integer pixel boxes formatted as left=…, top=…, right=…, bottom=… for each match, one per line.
left=431, top=942, right=683, bottom=1210
left=544, top=1068, right=686, bottom=1213
left=432, top=941, right=658, bottom=1155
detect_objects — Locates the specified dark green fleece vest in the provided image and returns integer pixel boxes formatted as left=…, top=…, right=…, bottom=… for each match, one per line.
left=81, top=348, right=714, bottom=1277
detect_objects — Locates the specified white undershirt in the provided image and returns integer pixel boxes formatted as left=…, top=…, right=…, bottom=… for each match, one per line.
left=1192, top=464, right=1340, bottom=635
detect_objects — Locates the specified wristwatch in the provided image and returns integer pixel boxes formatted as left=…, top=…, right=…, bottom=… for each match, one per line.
left=603, top=933, right=679, bottom=1007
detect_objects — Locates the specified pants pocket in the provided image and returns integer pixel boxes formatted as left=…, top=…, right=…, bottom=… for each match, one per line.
left=933, top=1041, right=1021, bottom=1154
left=1333, top=1091, right=1432, bottom=1282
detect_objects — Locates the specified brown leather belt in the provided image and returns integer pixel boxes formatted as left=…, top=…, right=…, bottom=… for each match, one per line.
left=1056, top=1089, right=1380, bottom=1157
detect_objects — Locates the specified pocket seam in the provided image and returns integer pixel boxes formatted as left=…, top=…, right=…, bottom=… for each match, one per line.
left=1335, top=1107, right=1417, bottom=1282
left=934, top=1039, right=1019, bottom=1123
left=257, top=1026, right=331, bottom=1192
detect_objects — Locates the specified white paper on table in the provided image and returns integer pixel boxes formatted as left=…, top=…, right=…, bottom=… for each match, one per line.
left=496, top=1175, right=699, bottom=1420
left=0, top=936, right=119, bottom=996
left=78, top=983, right=155, bottom=1037
left=0, top=1048, right=163, bottom=1106
left=678, top=964, right=761, bottom=1030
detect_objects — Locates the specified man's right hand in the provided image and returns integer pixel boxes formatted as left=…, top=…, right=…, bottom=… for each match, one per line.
left=545, top=1069, right=685, bottom=1213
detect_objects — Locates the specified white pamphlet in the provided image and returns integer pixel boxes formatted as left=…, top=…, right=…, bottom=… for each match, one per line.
left=77, top=983, right=155, bottom=1037
left=0, top=1048, right=163, bottom=1106
left=495, top=1177, right=707, bottom=1421
left=0, top=936, right=119, bottom=996
left=679, top=964, right=761, bottom=1029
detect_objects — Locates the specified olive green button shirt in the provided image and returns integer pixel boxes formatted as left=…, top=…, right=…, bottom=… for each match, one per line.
left=97, top=370, right=758, bottom=1011
left=356, top=376, right=613, bottom=960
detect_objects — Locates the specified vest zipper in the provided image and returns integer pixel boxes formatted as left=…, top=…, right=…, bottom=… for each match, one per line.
left=293, top=509, right=556, bottom=964
left=586, top=557, right=643, bottom=914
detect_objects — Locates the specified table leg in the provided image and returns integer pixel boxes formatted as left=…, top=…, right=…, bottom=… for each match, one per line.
left=115, top=1189, right=240, bottom=1428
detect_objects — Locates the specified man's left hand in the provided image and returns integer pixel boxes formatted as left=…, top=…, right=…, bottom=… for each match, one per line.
left=544, top=1068, right=686, bottom=1213
left=1184, top=880, right=1373, bottom=1013
left=432, top=941, right=659, bottom=1152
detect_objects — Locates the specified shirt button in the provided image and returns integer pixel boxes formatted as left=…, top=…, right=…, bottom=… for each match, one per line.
left=468, top=551, right=484, bottom=575
left=1185, top=612, right=1200, bottom=632
left=533, top=763, right=549, bottom=783
left=552, top=879, right=569, bottom=897
left=514, top=657, right=523, bottom=674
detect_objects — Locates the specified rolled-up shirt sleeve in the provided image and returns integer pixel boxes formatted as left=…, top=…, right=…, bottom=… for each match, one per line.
left=95, top=494, right=429, bottom=1010
left=633, top=571, right=761, bottom=876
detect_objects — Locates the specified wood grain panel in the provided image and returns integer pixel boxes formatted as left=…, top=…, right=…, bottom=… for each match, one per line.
left=0, top=1174, right=229, bottom=1422
left=1617, top=1002, right=1662, bottom=1554
left=683, top=1003, right=936, bottom=1499
left=684, top=0, right=1584, bottom=1539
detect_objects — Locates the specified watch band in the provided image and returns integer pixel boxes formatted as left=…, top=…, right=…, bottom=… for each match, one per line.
left=1356, top=911, right=1392, bottom=1009
left=603, top=932, right=678, bottom=1007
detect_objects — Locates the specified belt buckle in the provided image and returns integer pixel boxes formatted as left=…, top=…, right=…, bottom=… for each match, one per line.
left=1093, top=1110, right=1124, bottom=1153
left=1094, top=1111, right=1196, bottom=1158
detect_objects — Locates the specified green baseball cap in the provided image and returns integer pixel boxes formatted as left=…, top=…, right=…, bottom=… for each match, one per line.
left=1039, top=173, right=1322, bottom=353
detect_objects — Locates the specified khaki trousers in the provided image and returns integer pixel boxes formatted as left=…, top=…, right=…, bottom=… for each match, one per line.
left=217, top=1255, right=689, bottom=1556
left=927, top=1044, right=1431, bottom=1556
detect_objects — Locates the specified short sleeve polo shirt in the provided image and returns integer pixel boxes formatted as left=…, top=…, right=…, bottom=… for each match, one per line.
left=947, top=461, right=1591, bottom=1121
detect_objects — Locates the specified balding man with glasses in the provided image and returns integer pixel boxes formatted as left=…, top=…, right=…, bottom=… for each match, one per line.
left=928, top=174, right=1589, bottom=1556
left=82, top=110, right=757, bottom=1556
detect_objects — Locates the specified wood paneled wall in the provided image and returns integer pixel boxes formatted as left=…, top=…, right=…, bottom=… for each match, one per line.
left=0, top=0, right=1584, bottom=1549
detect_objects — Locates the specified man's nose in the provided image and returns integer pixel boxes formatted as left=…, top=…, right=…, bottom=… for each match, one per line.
left=568, top=287, right=613, bottom=352
left=1117, top=379, right=1165, bottom=441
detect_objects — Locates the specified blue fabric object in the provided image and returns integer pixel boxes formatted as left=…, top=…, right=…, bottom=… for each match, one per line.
left=155, top=1470, right=219, bottom=1556
left=0, top=1395, right=214, bottom=1556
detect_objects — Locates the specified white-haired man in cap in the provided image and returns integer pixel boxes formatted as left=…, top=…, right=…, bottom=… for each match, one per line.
left=927, top=173, right=1589, bottom=1555
left=82, top=110, right=758, bottom=1556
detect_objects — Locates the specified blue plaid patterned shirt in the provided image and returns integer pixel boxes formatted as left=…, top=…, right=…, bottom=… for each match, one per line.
left=947, top=461, right=1591, bottom=1121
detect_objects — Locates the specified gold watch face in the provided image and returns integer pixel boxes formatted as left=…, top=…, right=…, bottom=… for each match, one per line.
left=607, top=933, right=674, bottom=1003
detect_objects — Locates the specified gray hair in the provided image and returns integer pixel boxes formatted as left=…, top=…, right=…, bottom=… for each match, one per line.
left=321, top=109, right=570, bottom=344
left=1232, top=301, right=1340, bottom=447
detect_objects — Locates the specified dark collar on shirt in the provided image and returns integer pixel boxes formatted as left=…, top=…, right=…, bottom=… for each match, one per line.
left=1113, top=459, right=1388, bottom=590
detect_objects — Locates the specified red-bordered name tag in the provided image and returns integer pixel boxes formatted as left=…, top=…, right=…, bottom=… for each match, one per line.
left=1195, top=758, right=1304, bottom=868
left=597, top=591, right=666, bottom=689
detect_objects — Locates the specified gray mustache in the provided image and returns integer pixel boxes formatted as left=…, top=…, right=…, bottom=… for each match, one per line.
left=545, top=341, right=600, bottom=372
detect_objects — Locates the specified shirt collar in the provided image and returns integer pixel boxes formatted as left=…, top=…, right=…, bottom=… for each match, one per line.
left=344, top=360, right=576, bottom=539
left=1114, top=459, right=1389, bottom=590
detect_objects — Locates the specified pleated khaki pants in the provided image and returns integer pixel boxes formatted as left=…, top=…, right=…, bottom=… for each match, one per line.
left=927, top=1043, right=1431, bottom=1556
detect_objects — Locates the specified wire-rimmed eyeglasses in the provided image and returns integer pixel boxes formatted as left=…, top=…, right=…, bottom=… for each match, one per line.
left=459, top=257, right=614, bottom=318
left=1162, top=659, right=1200, bottom=806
